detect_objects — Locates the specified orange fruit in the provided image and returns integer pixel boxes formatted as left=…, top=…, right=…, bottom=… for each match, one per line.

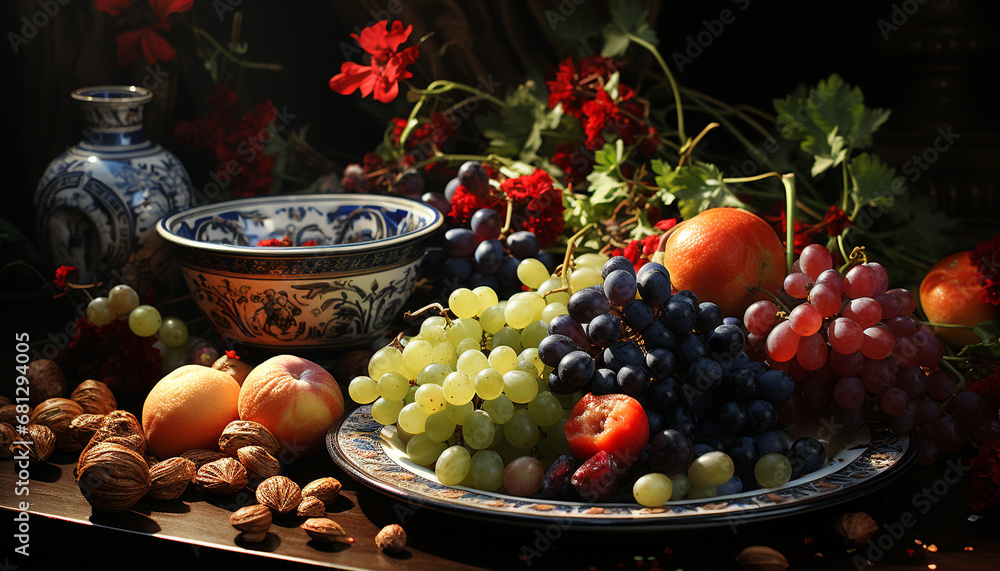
left=919, top=251, right=999, bottom=347
left=239, top=355, right=344, bottom=458
left=142, top=365, right=241, bottom=458
left=662, top=208, right=786, bottom=317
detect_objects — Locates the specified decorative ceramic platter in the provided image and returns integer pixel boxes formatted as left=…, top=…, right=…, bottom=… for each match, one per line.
left=328, top=405, right=917, bottom=530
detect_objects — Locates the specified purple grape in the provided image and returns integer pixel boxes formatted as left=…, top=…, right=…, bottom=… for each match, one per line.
left=457, top=161, right=490, bottom=196
left=474, top=239, right=504, bottom=274
left=444, top=228, right=477, bottom=258
left=506, top=231, right=540, bottom=258
left=470, top=208, right=502, bottom=240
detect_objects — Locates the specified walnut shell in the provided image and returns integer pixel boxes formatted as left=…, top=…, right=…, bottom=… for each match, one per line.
left=0, top=395, right=11, bottom=407
left=76, top=442, right=151, bottom=512
left=0, top=422, right=17, bottom=458
left=301, top=477, right=342, bottom=503
left=301, top=518, right=352, bottom=543
left=256, top=475, right=302, bottom=514
left=180, top=448, right=227, bottom=469
left=10, top=424, right=56, bottom=462
left=0, top=404, right=17, bottom=425
left=70, top=380, right=117, bottom=415
left=27, top=360, right=66, bottom=407
left=296, top=495, right=326, bottom=517
left=147, top=457, right=197, bottom=500
left=230, top=504, right=272, bottom=542
left=832, top=512, right=879, bottom=548
left=69, top=414, right=106, bottom=446
left=237, top=445, right=280, bottom=483
left=219, top=420, right=279, bottom=456
left=29, top=398, right=84, bottom=451
left=734, top=546, right=789, bottom=571
left=375, top=524, right=407, bottom=553
left=81, top=410, right=146, bottom=457
left=196, top=457, right=248, bottom=494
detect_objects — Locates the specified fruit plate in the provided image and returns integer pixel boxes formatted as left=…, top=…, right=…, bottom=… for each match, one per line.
left=327, top=405, right=917, bottom=530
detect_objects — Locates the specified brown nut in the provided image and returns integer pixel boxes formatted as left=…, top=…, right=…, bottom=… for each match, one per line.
left=10, top=424, right=56, bottom=462
left=734, top=546, right=789, bottom=571
left=375, top=524, right=407, bottom=553
left=196, top=457, right=248, bottom=494
left=0, top=404, right=17, bottom=425
left=230, top=504, right=272, bottom=542
left=832, top=512, right=879, bottom=548
left=237, top=445, right=280, bottom=483
left=296, top=495, right=326, bottom=517
left=76, top=442, right=151, bottom=512
left=81, top=410, right=146, bottom=458
left=301, top=518, right=353, bottom=543
left=27, top=360, right=66, bottom=407
left=0, top=422, right=16, bottom=458
left=256, top=475, right=302, bottom=514
left=301, top=477, right=342, bottom=503
left=70, top=380, right=117, bottom=415
left=0, top=395, right=11, bottom=407
left=219, top=420, right=279, bottom=456
left=180, top=448, right=227, bottom=469
left=69, top=413, right=106, bottom=446
left=147, top=457, right=197, bottom=500
left=29, top=398, right=84, bottom=451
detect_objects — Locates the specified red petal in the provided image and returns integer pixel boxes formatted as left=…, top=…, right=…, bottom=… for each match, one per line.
left=139, top=29, right=177, bottom=64
left=150, top=0, right=193, bottom=19
left=95, top=0, right=132, bottom=16
left=355, top=20, right=413, bottom=59
left=329, top=62, right=376, bottom=96
left=115, top=29, right=143, bottom=67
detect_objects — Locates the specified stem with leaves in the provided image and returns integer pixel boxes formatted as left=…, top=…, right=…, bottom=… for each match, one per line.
left=626, top=32, right=685, bottom=145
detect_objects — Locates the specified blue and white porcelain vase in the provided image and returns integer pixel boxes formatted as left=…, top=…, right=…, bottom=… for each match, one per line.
left=35, top=85, right=193, bottom=294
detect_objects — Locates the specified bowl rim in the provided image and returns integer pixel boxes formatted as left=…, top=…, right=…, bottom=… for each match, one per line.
left=156, top=193, right=443, bottom=256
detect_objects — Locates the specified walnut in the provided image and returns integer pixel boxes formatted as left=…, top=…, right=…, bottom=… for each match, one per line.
left=69, top=414, right=106, bottom=446
left=180, top=448, right=227, bottom=469
left=29, top=398, right=84, bottom=451
left=237, top=445, right=280, bottom=484
left=0, top=395, right=11, bottom=407
left=832, top=512, right=879, bottom=548
left=10, top=424, right=56, bottom=462
left=375, top=524, right=407, bottom=553
left=301, top=477, right=342, bottom=503
left=27, top=360, right=66, bottom=406
left=70, top=380, right=117, bottom=415
left=256, top=475, right=302, bottom=514
left=300, top=518, right=353, bottom=543
left=230, top=504, right=272, bottom=542
left=734, top=546, right=789, bottom=571
left=147, top=457, right=197, bottom=500
left=82, top=410, right=146, bottom=457
left=0, top=404, right=16, bottom=425
left=296, top=496, right=326, bottom=517
left=0, top=423, right=16, bottom=458
left=196, top=457, right=248, bottom=494
left=219, top=420, right=279, bottom=456
left=76, top=442, right=151, bottom=512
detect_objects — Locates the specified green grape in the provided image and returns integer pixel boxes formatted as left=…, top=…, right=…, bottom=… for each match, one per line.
left=457, top=349, right=489, bottom=379
left=543, top=418, right=571, bottom=456
left=526, top=391, right=563, bottom=426
left=687, top=451, right=735, bottom=489
left=516, top=360, right=539, bottom=377
left=519, top=321, right=549, bottom=350
left=462, top=410, right=495, bottom=449
left=416, top=362, right=451, bottom=385
left=482, top=395, right=514, bottom=424
left=128, top=305, right=162, bottom=337
left=503, top=300, right=534, bottom=330
left=503, top=369, right=538, bottom=404
left=509, top=292, right=545, bottom=322
left=442, top=371, right=476, bottom=405
left=402, top=339, right=434, bottom=375
left=474, top=368, right=504, bottom=400
left=348, top=376, right=379, bottom=404
left=538, top=278, right=570, bottom=308
left=471, top=449, right=504, bottom=491
left=397, top=402, right=428, bottom=434
left=686, top=486, right=717, bottom=500
left=86, top=297, right=115, bottom=327
left=369, top=345, right=403, bottom=379
left=488, top=345, right=518, bottom=375
left=420, top=323, right=449, bottom=345
left=371, top=397, right=404, bottom=425
left=429, top=342, right=456, bottom=366
left=406, top=433, right=447, bottom=465
left=517, top=258, right=549, bottom=290
left=455, top=337, right=481, bottom=356
left=421, top=315, right=448, bottom=332
left=157, top=317, right=189, bottom=347
left=404, top=385, right=418, bottom=404
left=574, top=253, right=609, bottom=270
left=472, top=286, right=499, bottom=314
left=568, top=267, right=602, bottom=293
left=107, top=284, right=140, bottom=314
left=445, top=401, right=474, bottom=424
left=542, top=303, right=569, bottom=323
left=424, top=411, right=456, bottom=442
left=448, top=288, right=481, bottom=319
left=378, top=372, right=410, bottom=401
left=503, top=409, right=540, bottom=448
left=479, top=305, right=506, bottom=334
left=491, top=327, right=522, bottom=354
left=553, top=390, right=583, bottom=410
left=447, top=317, right=483, bottom=348
left=633, top=473, right=673, bottom=507
left=518, top=347, right=544, bottom=374
left=415, top=383, right=447, bottom=414
left=670, top=473, right=691, bottom=501
left=754, top=453, right=793, bottom=488
left=435, top=445, right=472, bottom=486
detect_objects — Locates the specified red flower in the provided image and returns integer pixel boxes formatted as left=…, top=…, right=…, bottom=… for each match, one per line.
left=968, top=368, right=1000, bottom=407
left=257, top=236, right=293, bottom=247
left=551, top=143, right=593, bottom=187
left=329, top=20, right=419, bottom=104
left=823, top=205, right=852, bottom=236
left=96, top=0, right=193, bottom=67
left=499, top=170, right=566, bottom=248
left=447, top=185, right=503, bottom=227
left=764, top=211, right=819, bottom=255
left=968, top=439, right=1000, bottom=512
left=970, top=232, right=1000, bottom=305
left=58, top=317, right=163, bottom=396
left=225, top=350, right=239, bottom=360
left=52, top=265, right=78, bottom=290
left=610, top=233, right=664, bottom=273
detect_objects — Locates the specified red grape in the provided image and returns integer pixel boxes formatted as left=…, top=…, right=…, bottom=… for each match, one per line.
left=953, top=391, right=984, bottom=419
left=861, top=357, right=895, bottom=394
left=841, top=297, right=882, bottom=328
left=816, top=269, right=845, bottom=296
left=808, top=283, right=842, bottom=317
left=788, top=303, right=822, bottom=336
left=828, top=317, right=863, bottom=354
left=879, top=387, right=909, bottom=416
left=884, top=315, right=918, bottom=338
left=796, top=332, right=828, bottom=371
left=744, top=300, right=779, bottom=335
left=783, top=272, right=813, bottom=299
left=844, top=264, right=876, bottom=299
left=799, top=244, right=833, bottom=279
left=860, top=325, right=895, bottom=359
left=867, top=262, right=889, bottom=295
left=891, top=336, right=920, bottom=368
left=829, top=350, right=864, bottom=377
left=874, top=293, right=900, bottom=320
left=887, top=288, right=916, bottom=314
left=894, top=367, right=927, bottom=399
left=926, top=369, right=957, bottom=402
left=834, top=376, right=866, bottom=408
left=765, top=321, right=800, bottom=363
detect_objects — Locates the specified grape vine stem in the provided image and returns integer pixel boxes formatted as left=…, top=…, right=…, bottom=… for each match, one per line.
left=553, top=222, right=599, bottom=292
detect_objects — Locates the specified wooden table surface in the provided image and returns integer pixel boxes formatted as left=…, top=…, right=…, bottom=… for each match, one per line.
left=1, top=437, right=996, bottom=571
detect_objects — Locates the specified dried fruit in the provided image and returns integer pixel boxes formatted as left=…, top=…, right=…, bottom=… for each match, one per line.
left=374, top=524, right=407, bottom=552
left=832, top=512, right=879, bottom=548
left=219, top=420, right=279, bottom=456
left=734, top=546, right=789, bottom=571
left=196, top=457, right=248, bottom=494
left=256, top=475, right=302, bottom=514
left=230, top=504, right=272, bottom=542
left=11, top=424, right=56, bottom=462
left=301, top=477, right=342, bottom=503
left=300, top=518, right=353, bottom=543
left=29, top=398, right=84, bottom=451
left=0, top=422, right=17, bottom=459
left=237, top=445, right=280, bottom=483
left=76, top=442, right=151, bottom=512
left=27, top=359, right=66, bottom=406
left=296, top=495, right=326, bottom=517
left=82, top=410, right=146, bottom=457
left=70, top=380, right=117, bottom=415
left=180, top=448, right=227, bottom=469
left=147, top=457, right=197, bottom=500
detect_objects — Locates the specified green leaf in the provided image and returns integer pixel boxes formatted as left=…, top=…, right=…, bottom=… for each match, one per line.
left=658, top=162, right=746, bottom=220
left=973, top=319, right=1000, bottom=345
left=601, top=0, right=658, bottom=57
left=478, top=79, right=561, bottom=162
left=548, top=4, right=602, bottom=54
left=849, top=153, right=905, bottom=208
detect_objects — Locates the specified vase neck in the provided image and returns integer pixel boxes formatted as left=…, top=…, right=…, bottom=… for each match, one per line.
left=72, top=85, right=154, bottom=151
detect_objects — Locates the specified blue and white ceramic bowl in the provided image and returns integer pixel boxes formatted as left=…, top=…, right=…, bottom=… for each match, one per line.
left=156, top=194, right=442, bottom=350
